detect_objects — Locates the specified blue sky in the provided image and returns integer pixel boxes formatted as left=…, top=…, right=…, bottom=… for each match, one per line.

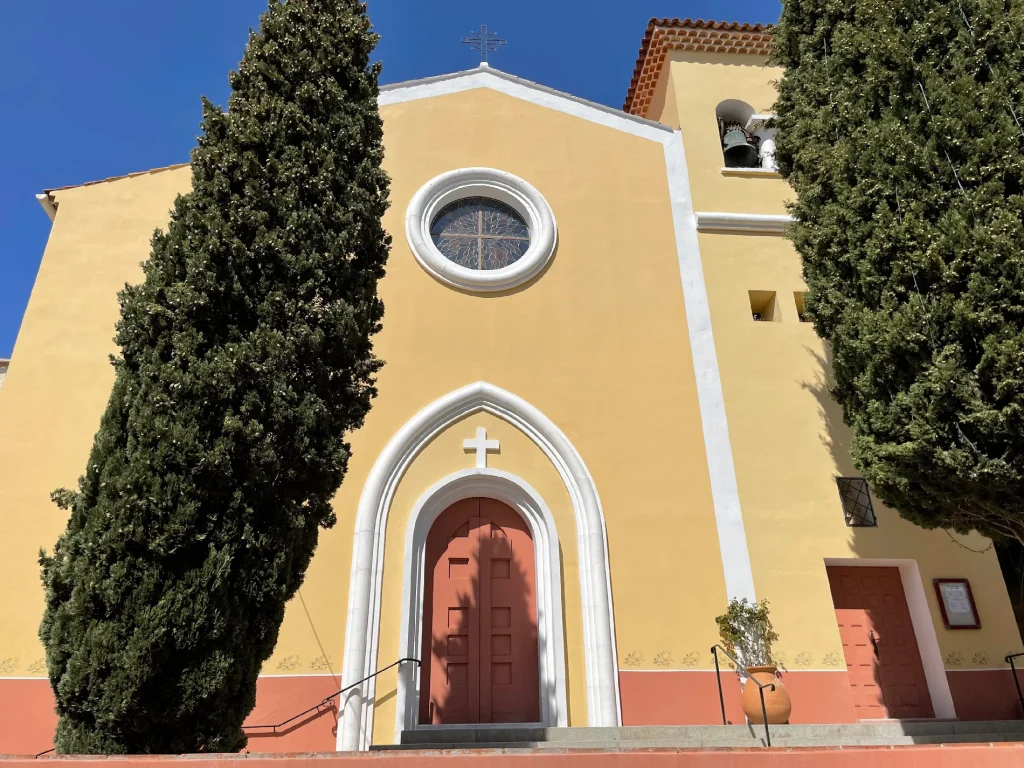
left=0, top=0, right=780, bottom=358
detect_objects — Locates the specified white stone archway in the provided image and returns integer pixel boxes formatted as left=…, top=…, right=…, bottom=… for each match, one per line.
left=395, top=468, right=568, bottom=739
left=338, top=382, right=621, bottom=751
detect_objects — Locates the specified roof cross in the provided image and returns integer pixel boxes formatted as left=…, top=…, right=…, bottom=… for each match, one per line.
left=461, top=24, right=507, bottom=65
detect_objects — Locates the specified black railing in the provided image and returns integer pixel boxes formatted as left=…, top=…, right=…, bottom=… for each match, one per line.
left=711, top=644, right=775, bottom=747
left=1007, top=652, right=1024, bottom=720
left=243, top=657, right=420, bottom=735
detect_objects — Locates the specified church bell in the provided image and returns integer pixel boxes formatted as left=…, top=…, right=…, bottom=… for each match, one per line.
left=721, top=124, right=760, bottom=168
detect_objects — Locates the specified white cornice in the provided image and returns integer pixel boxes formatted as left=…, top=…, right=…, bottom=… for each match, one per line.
left=694, top=211, right=793, bottom=235
left=720, top=167, right=782, bottom=179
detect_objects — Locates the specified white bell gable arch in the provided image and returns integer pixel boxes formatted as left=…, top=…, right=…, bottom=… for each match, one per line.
left=338, top=382, right=621, bottom=751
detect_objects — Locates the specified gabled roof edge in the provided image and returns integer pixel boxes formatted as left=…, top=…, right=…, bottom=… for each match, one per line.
left=381, top=65, right=673, bottom=134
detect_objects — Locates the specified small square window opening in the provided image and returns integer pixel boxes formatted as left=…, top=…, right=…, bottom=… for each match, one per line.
left=837, top=477, right=877, bottom=527
left=748, top=290, right=778, bottom=322
left=794, top=292, right=811, bottom=322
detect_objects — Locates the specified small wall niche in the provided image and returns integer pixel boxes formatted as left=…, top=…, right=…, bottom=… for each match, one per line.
left=794, top=292, right=810, bottom=322
left=748, top=290, right=778, bottom=322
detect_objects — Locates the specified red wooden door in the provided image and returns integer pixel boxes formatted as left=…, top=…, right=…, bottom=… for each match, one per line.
left=827, top=566, right=933, bottom=719
left=420, top=497, right=540, bottom=724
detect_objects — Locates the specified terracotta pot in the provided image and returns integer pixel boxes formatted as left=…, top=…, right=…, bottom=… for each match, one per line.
left=741, top=666, right=791, bottom=724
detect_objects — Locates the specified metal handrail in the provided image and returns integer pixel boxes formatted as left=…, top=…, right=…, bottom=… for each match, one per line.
left=1007, top=652, right=1024, bottom=720
left=711, top=644, right=775, bottom=747
left=29, top=659, right=421, bottom=754
left=243, top=657, right=420, bottom=734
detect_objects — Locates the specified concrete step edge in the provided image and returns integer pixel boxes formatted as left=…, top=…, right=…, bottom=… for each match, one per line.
left=399, top=722, right=1024, bottom=746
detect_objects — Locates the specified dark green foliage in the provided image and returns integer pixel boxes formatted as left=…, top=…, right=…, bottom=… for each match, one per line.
left=38, top=0, right=389, bottom=753
left=773, top=0, right=1024, bottom=543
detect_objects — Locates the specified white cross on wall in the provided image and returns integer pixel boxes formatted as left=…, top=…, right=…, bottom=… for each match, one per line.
left=463, top=426, right=499, bottom=468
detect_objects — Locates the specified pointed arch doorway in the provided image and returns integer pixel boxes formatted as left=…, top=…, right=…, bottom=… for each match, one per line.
left=421, top=497, right=541, bottom=725
left=340, top=381, right=621, bottom=751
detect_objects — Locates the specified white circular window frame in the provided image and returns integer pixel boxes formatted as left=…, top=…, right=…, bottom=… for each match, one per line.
left=405, top=167, right=557, bottom=292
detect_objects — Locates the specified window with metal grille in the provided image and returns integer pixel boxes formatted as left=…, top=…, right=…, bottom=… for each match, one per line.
left=837, top=477, right=877, bottom=527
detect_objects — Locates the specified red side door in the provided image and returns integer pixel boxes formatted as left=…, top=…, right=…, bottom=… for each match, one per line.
left=828, top=566, right=934, bottom=719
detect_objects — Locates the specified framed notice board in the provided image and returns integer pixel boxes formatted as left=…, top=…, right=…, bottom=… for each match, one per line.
left=934, top=579, right=981, bottom=629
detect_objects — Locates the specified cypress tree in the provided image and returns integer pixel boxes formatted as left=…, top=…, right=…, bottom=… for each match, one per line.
left=39, top=0, right=390, bottom=753
left=772, top=0, right=1024, bottom=543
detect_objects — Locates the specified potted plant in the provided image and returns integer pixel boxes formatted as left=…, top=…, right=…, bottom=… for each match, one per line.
left=716, top=598, right=791, bottom=724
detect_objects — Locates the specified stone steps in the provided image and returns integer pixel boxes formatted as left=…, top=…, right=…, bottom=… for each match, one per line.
left=376, top=722, right=1024, bottom=751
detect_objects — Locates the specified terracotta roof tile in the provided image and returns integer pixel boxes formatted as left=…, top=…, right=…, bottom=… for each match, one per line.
left=623, top=18, right=773, bottom=117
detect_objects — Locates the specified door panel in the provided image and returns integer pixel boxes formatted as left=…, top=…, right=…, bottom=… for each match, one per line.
left=827, top=566, right=933, bottom=719
left=420, top=498, right=540, bottom=724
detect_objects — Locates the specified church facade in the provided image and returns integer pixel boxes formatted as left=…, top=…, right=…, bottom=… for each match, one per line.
left=0, top=19, right=1022, bottom=755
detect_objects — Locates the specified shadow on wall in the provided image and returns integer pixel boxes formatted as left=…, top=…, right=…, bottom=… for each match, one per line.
left=800, top=344, right=1024, bottom=723
left=420, top=499, right=541, bottom=726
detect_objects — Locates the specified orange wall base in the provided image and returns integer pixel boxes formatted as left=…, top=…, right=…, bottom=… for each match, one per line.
left=618, top=670, right=857, bottom=725
left=244, top=676, right=341, bottom=753
left=4, top=670, right=1023, bottom=756
left=0, top=676, right=340, bottom=757
left=0, top=680, right=59, bottom=757
left=947, top=669, right=1024, bottom=721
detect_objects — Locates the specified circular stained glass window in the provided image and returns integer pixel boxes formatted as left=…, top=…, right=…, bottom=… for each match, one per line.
left=429, top=197, right=531, bottom=271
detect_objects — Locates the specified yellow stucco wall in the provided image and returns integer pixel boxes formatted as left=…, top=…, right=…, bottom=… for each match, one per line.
left=0, top=86, right=731, bottom=731
left=0, top=169, right=189, bottom=675
left=665, top=52, right=1023, bottom=670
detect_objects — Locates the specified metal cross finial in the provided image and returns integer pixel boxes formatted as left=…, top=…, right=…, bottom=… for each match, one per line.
left=461, top=24, right=507, bottom=65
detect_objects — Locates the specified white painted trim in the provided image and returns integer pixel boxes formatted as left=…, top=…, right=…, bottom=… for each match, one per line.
left=339, top=382, right=621, bottom=751
left=405, top=168, right=557, bottom=292
left=694, top=212, right=793, bottom=235
left=665, top=133, right=757, bottom=603
left=36, top=193, right=56, bottom=221
left=744, top=114, right=777, bottom=131
left=0, top=676, right=49, bottom=681
left=379, top=68, right=671, bottom=142
left=824, top=558, right=956, bottom=719
left=720, top=168, right=782, bottom=179
left=395, top=468, right=568, bottom=740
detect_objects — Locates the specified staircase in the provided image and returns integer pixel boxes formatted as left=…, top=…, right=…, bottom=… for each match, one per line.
left=379, top=722, right=1024, bottom=750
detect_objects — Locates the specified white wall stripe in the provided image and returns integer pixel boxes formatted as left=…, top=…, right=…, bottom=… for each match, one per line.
left=664, top=133, right=757, bottom=603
